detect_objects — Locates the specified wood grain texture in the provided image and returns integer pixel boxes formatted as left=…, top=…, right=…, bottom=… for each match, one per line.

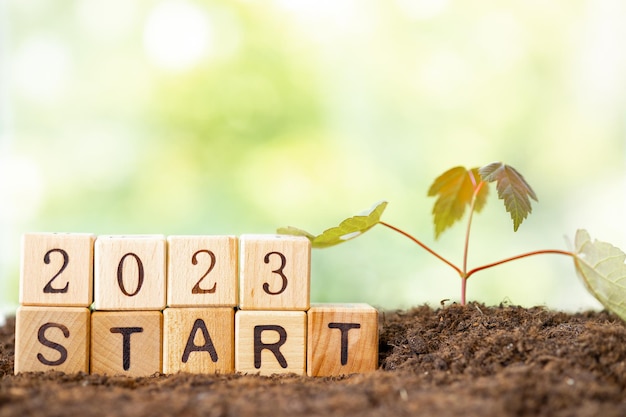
left=14, top=306, right=90, bottom=374
left=307, top=303, right=379, bottom=377
left=94, top=235, right=166, bottom=311
left=167, top=236, right=238, bottom=307
left=239, top=234, right=310, bottom=311
left=20, top=233, right=95, bottom=307
left=163, top=307, right=235, bottom=374
left=235, top=310, right=306, bottom=376
left=91, top=311, right=162, bottom=377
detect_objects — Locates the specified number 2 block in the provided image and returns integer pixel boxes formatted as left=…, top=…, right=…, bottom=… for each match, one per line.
left=94, top=235, right=166, bottom=311
left=239, top=235, right=310, bottom=311
left=20, top=233, right=95, bottom=307
left=167, top=236, right=238, bottom=307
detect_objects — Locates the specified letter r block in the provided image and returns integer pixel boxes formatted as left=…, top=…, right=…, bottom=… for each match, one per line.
left=307, top=303, right=379, bottom=376
left=235, top=310, right=306, bottom=376
left=91, top=311, right=162, bottom=376
left=163, top=307, right=235, bottom=374
left=239, top=235, right=310, bottom=310
left=14, top=306, right=90, bottom=374
left=20, top=233, right=95, bottom=307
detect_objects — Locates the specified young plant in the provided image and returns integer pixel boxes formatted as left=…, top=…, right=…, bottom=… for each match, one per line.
left=278, top=162, right=626, bottom=321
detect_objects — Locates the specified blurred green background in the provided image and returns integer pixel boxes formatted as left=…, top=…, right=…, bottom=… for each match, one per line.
left=1, top=0, right=625, bottom=315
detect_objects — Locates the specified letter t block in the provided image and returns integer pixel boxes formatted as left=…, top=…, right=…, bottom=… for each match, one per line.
left=307, top=303, right=379, bottom=376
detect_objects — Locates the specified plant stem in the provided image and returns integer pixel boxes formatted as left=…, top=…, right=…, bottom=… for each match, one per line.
left=465, top=249, right=575, bottom=280
left=463, top=181, right=485, bottom=277
left=379, top=221, right=462, bottom=276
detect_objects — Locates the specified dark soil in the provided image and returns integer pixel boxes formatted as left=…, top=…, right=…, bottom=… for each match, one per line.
left=1, top=303, right=626, bottom=417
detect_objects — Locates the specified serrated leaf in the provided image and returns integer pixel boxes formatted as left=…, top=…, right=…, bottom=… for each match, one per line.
left=478, top=162, right=537, bottom=231
left=277, top=201, right=388, bottom=248
left=427, top=166, right=489, bottom=239
left=574, top=229, right=626, bottom=322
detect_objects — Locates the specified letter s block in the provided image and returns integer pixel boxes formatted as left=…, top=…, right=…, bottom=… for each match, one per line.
left=239, top=235, right=310, bottom=311
left=14, top=306, right=90, bottom=374
left=307, top=303, right=379, bottom=377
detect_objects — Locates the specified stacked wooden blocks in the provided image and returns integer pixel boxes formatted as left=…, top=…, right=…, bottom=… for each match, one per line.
left=15, top=233, right=379, bottom=377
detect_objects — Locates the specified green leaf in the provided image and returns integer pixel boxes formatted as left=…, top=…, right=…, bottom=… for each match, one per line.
left=479, top=162, right=537, bottom=231
left=574, top=229, right=626, bottom=322
left=427, top=166, right=489, bottom=239
left=277, top=201, right=388, bottom=248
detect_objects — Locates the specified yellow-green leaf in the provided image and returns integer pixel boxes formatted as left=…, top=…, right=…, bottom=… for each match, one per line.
left=277, top=201, right=388, bottom=248
left=574, top=229, right=626, bottom=322
left=479, top=162, right=537, bottom=231
left=427, top=166, right=488, bottom=239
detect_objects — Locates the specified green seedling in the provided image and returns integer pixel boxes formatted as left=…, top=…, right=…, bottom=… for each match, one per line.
left=278, top=162, right=626, bottom=321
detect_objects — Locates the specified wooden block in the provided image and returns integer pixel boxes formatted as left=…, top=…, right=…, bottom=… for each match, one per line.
left=163, top=307, right=234, bottom=374
left=20, top=233, right=95, bottom=307
left=14, top=306, right=90, bottom=374
left=239, top=234, right=310, bottom=311
left=235, top=310, right=306, bottom=376
left=91, top=311, right=162, bottom=376
left=94, top=235, right=166, bottom=310
left=307, top=303, right=379, bottom=377
left=167, top=236, right=238, bottom=307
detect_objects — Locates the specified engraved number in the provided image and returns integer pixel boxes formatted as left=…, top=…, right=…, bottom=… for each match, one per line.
left=43, top=248, right=69, bottom=294
left=263, top=251, right=288, bottom=295
left=191, top=249, right=217, bottom=294
left=116, top=253, right=144, bottom=297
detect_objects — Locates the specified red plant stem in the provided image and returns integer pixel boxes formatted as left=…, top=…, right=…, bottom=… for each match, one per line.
left=465, top=249, right=575, bottom=280
left=379, top=221, right=463, bottom=276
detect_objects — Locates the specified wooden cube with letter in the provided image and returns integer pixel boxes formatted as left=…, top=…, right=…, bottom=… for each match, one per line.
left=14, top=306, right=90, bottom=374
left=91, top=311, right=163, bottom=376
left=163, top=307, right=235, bottom=374
left=239, top=235, right=310, bottom=311
left=307, top=303, right=379, bottom=376
left=235, top=310, right=306, bottom=376
left=94, top=235, right=166, bottom=311
left=20, top=233, right=95, bottom=307
left=167, top=235, right=238, bottom=307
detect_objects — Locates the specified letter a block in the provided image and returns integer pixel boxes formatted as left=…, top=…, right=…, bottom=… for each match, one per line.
left=307, top=304, right=379, bottom=376
left=163, top=307, right=235, bottom=374
left=235, top=310, right=306, bottom=376
left=91, top=311, right=162, bottom=376
left=20, top=233, right=95, bottom=307
left=14, top=306, right=90, bottom=374
left=167, top=236, right=238, bottom=307
left=94, top=235, right=166, bottom=310
left=239, top=235, right=310, bottom=310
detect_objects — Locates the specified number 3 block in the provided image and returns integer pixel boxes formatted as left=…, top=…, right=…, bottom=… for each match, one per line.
left=20, top=233, right=95, bottom=307
left=94, top=235, right=166, bottom=311
left=239, top=235, right=310, bottom=311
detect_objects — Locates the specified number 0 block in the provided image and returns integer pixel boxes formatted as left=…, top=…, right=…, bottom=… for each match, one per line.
left=307, top=304, right=379, bottom=376
left=14, top=306, right=90, bottom=374
left=167, top=236, right=238, bottom=307
left=94, top=235, right=166, bottom=311
left=239, top=235, right=310, bottom=311
left=20, top=233, right=95, bottom=307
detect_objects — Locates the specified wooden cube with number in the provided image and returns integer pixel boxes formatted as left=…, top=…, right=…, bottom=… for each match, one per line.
left=91, top=311, right=162, bottom=376
left=235, top=310, right=306, bottom=376
left=14, top=306, right=90, bottom=374
left=163, top=307, right=234, bottom=374
left=94, top=235, right=166, bottom=311
left=167, top=236, right=238, bottom=307
left=239, top=235, right=310, bottom=311
left=20, top=233, right=95, bottom=307
left=307, top=303, right=379, bottom=377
